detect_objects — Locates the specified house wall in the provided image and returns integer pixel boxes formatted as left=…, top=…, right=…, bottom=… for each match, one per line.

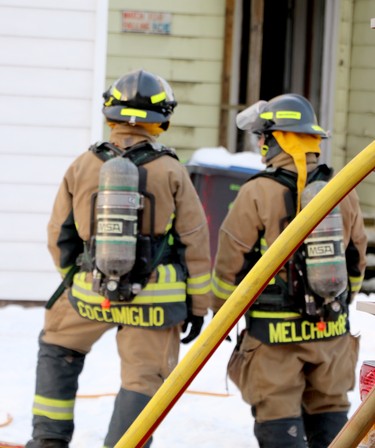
left=333, top=0, right=375, bottom=213
left=0, top=0, right=108, bottom=300
left=105, top=0, right=226, bottom=162
left=347, top=0, right=375, bottom=213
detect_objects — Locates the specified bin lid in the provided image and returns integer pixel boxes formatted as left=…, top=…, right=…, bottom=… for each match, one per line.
left=187, top=147, right=265, bottom=173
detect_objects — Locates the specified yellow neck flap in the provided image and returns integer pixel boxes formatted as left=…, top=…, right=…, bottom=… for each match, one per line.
left=136, top=122, right=165, bottom=136
left=272, top=131, right=321, bottom=214
left=106, top=121, right=165, bottom=136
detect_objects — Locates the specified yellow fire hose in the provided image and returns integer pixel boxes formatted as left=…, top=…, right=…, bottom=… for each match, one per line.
left=329, top=387, right=375, bottom=448
left=115, top=141, right=375, bottom=448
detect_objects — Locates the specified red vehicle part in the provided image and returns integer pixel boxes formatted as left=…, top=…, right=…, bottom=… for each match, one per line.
left=360, top=360, right=375, bottom=401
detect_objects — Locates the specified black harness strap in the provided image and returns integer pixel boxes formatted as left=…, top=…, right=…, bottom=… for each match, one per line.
left=247, top=164, right=333, bottom=195
left=90, top=140, right=179, bottom=164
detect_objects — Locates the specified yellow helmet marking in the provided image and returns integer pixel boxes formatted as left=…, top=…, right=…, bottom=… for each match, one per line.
left=151, top=91, right=167, bottom=104
left=260, top=111, right=302, bottom=120
left=261, top=145, right=269, bottom=157
left=104, top=97, right=114, bottom=107
left=276, top=111, right=301, bottom=120
left=120, top=108, right=147, bottom=118
left=260, top=112, right=273, bottom=120
left=312, top=124, right=325, bottom=132
left=112, top=87, right=122, bottom=100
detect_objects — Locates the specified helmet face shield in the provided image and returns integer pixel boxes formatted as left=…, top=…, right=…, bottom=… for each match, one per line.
left=103, top=69, right=177, bottom=125
left=236, top=100, right=268, bottom=134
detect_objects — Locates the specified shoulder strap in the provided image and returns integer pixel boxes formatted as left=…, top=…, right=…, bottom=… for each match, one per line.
left=89, top=140, right=179, bottom=166
left=247, top=164, right=333, bottom=193
left=248, top=164, right=334, bottom=230
left=247, top=167, right=298, bottom=193
left=123, top=141, right=179, bottom=165
left=306, top=163, right=333, bottom=183
left=89, top=141, right=122, bottom=161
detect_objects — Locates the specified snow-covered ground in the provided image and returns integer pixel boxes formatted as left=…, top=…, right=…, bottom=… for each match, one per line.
left=0, top=294, right=374, bottom=447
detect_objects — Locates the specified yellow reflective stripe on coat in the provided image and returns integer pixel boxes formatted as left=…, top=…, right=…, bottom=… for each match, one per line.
left=249, top=310, right=302, bottom=319
left=187, top=273, right=211, bottom=295
left=165, top=213, right=175, bottom=233
left=157, top=264, right=177, bottom=283
left=57, top=265, right=74, bottom=278
left=211, top=271, right=236, bottom=300
left=32, top=395, right=74, bottom=420
left=349, top=275, right=364, bottom=293
left=72, top=272, right=185, bottom=305
left=260, top=237, right=268, bottom=255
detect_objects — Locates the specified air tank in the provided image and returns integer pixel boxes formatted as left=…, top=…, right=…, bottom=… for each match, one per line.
left=301, top=180, right=348, bottom=299
left=95, top=157, right=141, bottom=279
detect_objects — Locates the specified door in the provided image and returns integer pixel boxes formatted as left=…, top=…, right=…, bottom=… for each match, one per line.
left=223, top=0, right=336, bottom=160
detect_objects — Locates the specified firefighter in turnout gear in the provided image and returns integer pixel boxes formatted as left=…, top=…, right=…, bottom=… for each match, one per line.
left=211, top=94, right=367, bottom=447
left=26, top=69, right=211, bottom=448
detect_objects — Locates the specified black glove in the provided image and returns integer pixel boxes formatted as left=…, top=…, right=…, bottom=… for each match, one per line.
left=180, top=315, right=204, bottom=344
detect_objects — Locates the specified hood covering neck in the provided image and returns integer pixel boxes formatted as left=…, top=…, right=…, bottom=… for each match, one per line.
left=109, top=123, right=156, bottom=149
left=271, top=131, right=321, bottom=213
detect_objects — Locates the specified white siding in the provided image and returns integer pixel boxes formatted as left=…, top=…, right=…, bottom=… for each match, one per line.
left=333, top=0, right=375, bottom=213
left=0, top=0, right=108, bottom=301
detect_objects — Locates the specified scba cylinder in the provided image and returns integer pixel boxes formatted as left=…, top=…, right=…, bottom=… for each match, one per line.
left=95, top=157, right=141, bottom=278
left=301, top=180, right=348, bottom=299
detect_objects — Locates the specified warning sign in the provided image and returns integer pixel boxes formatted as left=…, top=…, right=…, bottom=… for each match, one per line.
left=122, top=11, right=172, bottom=35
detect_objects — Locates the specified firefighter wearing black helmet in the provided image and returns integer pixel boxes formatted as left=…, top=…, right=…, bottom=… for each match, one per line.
left=26, top=70, right=211, bottom=448
left=211, top=94, right=367, bottom=447
left=102, top=69, right=177, bottom=128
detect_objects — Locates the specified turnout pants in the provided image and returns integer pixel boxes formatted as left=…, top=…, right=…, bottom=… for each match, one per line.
left=30, top=292, right=181, bottom=446
left=236, top=332, right=359, bottom=447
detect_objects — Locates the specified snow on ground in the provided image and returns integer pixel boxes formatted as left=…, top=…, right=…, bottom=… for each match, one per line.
left=0, top=294, right=374, bottom=447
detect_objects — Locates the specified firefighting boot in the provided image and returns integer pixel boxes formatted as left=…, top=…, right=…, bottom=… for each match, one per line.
left=254, top=417, right=306, bottom=447
left=303, top=411, right=347, bottom=448
left=103, top=388, right=152, bottom=448
left=30, top=336, right=85, bottom=444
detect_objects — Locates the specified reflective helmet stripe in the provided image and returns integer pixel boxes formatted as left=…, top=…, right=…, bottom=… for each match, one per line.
left=151, top=91, right=167, bottom=103
left=120, top=108, right=147, bottom=118
left=276, top=111, right=301, bottom=119
left=260, top=110, right=302, bottom=120
left=312, top=124, right=326, bottom=132
left=112, top=86, right=122, bottom=100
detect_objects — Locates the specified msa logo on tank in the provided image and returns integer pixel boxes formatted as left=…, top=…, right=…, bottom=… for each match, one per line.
left=93, top=156, right=144, bottom=302
left=97, top=185, right=140, bottom=234
left=307, top=242, right=335, bottom=257
left=98, top=221, right=124, bottom=233
left=301, top=180, right=348, bottom=322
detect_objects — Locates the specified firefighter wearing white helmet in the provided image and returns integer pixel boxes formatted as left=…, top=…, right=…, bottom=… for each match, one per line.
left=211, top=93, right=367, bottom=447
left=26, top=69, right=211, bottom=448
